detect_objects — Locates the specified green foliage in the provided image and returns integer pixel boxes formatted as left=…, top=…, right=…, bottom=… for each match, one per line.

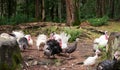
left=9, top=14, right=28, bottom=25
left=80, top=0, right=96, bottom=19
left=63, top=27, right=81, bottom=42
left=0, top=16, right=9, bottom=25
left=0, top=14, right=36, bottom=25
left=88, top=16, right=109, bottom=26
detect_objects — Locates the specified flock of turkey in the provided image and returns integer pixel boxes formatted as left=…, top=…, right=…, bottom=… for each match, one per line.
left=0, top=30, right=120, bottom=70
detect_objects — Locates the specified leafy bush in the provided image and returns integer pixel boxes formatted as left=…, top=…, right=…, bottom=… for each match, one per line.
left=88, top=16, right=109, bottom=26
left=9, top=14, right=28, bottom=25
left=0, top=14, right=36, bottom=25
left=63, top=27, right=81, bottom=42
left=0, top=16, right=9, bottom=25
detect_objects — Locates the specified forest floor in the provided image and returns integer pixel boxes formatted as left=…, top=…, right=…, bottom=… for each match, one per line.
left=1, top=21, right=120, bottom=70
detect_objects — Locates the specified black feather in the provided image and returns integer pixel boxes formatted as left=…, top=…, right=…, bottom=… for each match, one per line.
left=65, top=41, right=78, bottom=54
left=18, top=37, right=29, bottom=50
left=46, top=39, right=62, bottom=56
left=96, top=58, right=119, bottom=70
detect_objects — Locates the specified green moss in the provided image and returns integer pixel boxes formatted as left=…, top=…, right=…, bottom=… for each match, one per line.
left=0, top=45, right=22, bottom=70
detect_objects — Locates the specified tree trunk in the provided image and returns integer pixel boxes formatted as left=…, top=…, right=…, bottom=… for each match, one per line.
left=7, top=0, right=12, bottom=17
left=65, top=0, right=75, bottom=26
left=96, top=0, right=105, bottom=17
left=74, top=0, right=80, bottom=25
left=101, top=0, right=105, bottom=16
left=96, top=0, right=100, bottom=17
left=110, top=0, right=115, bottom=18
left=35, top=0, right=39, bottom=20
left=0, top=0, right=1, bottom=16
left=58, top=0, right=62, bottom=23
left=41, top=0, right=45, bottom=21
left=25, top=0, right=29, bottom=18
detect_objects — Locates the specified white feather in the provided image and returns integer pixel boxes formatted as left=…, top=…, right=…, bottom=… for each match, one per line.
left=50, top=32, right=70, bottom=49
left=60, top=32, right=71, bottom=49
left=93, top=31, right=109, bottom=50
left=36, top=34, right=47, bottom=50
left=0, top=33, right=15, bottom=40
left=12, top=30, right=24, bottom=39
left=83, top=53, right=98, bottom=66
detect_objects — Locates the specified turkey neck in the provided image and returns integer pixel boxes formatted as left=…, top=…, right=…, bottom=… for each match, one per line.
left=94, top=53, right=98, bottom=59
left=73, top=41, right=78, bottom=49
left=75, top=41, right=78, bottom=47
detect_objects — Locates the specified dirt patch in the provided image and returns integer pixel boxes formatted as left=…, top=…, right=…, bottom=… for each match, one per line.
left=0, top=22, right=98, bottom=70
left=21, top=37, right=95, bottom=70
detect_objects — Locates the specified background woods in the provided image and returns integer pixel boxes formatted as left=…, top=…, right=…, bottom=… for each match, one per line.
left=0, top=0, right=120, bottom=25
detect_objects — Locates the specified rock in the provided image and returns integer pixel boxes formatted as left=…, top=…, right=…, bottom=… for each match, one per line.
left=32, top=61, right=38, bottom=66
left=106, top=32, right=120, bottom=60
left=25, top=60, right=37, bottom=66
left=106, top=32, right=120, bottom=69
left=0, top=37, right=22, bottom=70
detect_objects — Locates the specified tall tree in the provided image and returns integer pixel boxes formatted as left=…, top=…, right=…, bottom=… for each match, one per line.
left=41, top=0, right=45, bottom=21
left=65, top=0, right=75, bottom=26
left=96, top=0, right=105, bottom=17
left=74, top=0, right=81, bottom=25
left=58, top=0, right=62, bottom=22
left=109, top=0, right=115, bottom=18
left=35, top=0, right=39, bottom=20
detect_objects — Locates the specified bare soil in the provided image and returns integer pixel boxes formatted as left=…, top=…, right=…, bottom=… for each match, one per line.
left=21, top=37, right=95, bottom=70
left=0, top=22, right=98, bottom=70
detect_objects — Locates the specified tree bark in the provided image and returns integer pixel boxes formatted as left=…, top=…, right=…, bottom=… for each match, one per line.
left=74, top=0, right=80, bottom=25
left=35, top=0, right=39, bottom=20
left=65, top=0, right=75, bottom=26
left=96, top=0, right=105, bottom=17
left=101, top=0, right=105, bottom=16
left=110, top=0, right=115, bottom=18
left=58, top=0, right=62, bottom=23
left=41, top=0, right=45, bottom=21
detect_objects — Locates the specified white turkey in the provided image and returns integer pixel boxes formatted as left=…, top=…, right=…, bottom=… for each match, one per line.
left=25, top=34, right=33, bottom=47
left=93, top=31, right=109, bottom=51
left=11, top=30, right=29, bottom=51
left=36, top=34, right=47, bottom=50
left=83, top=51, right=100, bottom=70
left=0, top=33, right=16, bottom=40
left=12, top=30, right=25, bottom=40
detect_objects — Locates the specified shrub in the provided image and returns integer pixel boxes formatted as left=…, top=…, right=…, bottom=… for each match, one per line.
left=0, top=16, right=8, bottom=25
left=88, top=16, right=109, bottom=26
left=63, top=27, right=81, bottom=42
left=0, top=14, right=36, bottom=25
left=9, top=14, right=28, bottom=25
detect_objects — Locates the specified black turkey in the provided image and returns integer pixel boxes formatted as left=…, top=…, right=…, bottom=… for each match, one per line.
left=64, top=38, right=79, bottom=58
left=44, top=39, right=62, bottom=58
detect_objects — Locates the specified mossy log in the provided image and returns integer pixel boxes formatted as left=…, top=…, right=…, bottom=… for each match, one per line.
left=0, top=37, right=22, bottom=70
left=104, top=32, right=120, bottom=69
left=106, top=32, right=120, bottom=60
